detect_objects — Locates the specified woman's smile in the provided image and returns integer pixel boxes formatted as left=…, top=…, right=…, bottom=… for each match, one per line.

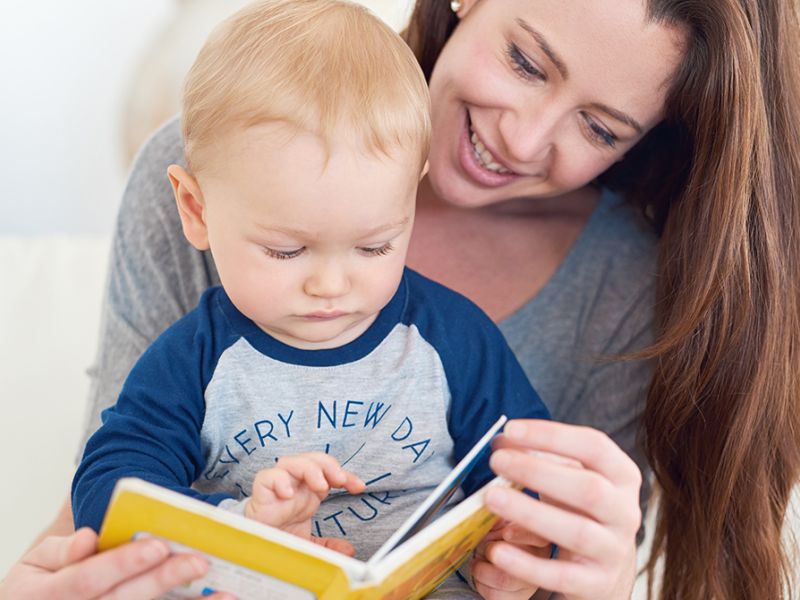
left=458, top=110, right=525, bottom=188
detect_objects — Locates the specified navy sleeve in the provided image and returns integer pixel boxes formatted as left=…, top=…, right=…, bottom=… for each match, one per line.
left=71, top=289, right=234, bottom=531
left=405, top=271, right=551, bottom=496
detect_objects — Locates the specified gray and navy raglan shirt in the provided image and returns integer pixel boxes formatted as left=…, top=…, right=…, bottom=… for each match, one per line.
left=72, top=268, right=550, bottom=559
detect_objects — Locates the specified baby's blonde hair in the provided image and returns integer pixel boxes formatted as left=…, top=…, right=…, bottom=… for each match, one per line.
left=182, top=0, right=430, bottom=172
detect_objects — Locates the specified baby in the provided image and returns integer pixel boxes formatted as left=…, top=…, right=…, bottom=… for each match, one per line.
left=72, top=0, right=549, bottom=571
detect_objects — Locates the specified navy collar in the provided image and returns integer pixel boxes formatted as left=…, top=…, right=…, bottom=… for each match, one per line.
left=215, top=269, right=409, bottom=367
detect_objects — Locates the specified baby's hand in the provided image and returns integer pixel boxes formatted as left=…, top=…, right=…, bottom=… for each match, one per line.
left=246, top=453, right=365, bottom=541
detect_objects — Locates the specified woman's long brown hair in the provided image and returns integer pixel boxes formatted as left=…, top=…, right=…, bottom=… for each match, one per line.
left=406, top=1, right=800, bottom=598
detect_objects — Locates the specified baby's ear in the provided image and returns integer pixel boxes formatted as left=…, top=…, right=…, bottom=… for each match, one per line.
left=167, top=164, right=210, bottom=251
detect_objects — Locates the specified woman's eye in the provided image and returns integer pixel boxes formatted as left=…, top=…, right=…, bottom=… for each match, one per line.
left=358, top=242, right=393, bottom=257
left=506, top=42, right=545, bottom=82
left=582, top=114, right=618, bottom=148
left=264, top=246, right=304, bottom=260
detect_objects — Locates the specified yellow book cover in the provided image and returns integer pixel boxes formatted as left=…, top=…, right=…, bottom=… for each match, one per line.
left=97, top=417, right=509, bottom=599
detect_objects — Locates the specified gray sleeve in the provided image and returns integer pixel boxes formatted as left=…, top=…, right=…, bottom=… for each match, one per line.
left=77, top=118, right=217, bottom=458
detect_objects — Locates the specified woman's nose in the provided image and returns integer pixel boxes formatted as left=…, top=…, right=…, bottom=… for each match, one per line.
left=498, top=105, right=560, bottom=167
left=303, top=261, right=351, bottom=299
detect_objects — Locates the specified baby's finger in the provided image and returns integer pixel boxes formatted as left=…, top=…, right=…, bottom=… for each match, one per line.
left=311, top=536, right=356, bottom=557
left=319, top=461, right=348, bottom=488
left=341, top=470, right=366, bottom=494
left=253, top=468, right=294, bottom=500
left=278, top=456, right=330, bottom=492
left=316, top=460, right=364, bottom=495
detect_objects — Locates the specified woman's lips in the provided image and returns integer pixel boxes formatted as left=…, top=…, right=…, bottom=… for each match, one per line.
left=458, top=112, right=521, bottom=188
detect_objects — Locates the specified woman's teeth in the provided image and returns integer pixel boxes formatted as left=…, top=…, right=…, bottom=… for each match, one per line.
left=470, top=128, right=512, bottom=174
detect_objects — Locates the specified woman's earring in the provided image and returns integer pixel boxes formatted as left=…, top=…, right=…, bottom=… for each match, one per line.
left=450, top=0, right=462, bottom=13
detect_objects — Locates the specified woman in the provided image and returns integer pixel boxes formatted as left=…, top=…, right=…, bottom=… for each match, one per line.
left=0, top=529, right=230, bottom=600
left=409, top=1, right=800, bottom=597
left=4, top=0, right=798, bottom=599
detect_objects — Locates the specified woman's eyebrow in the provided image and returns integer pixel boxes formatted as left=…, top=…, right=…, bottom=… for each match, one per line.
left=515, top=18, right=569, bottom=80
left=589, top=102, right=644, bottom=134
left=515, top=18, right=644, bottom=135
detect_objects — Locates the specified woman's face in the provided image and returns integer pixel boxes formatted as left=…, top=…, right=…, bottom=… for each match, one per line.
left=427, top=0, right=686, bottom=207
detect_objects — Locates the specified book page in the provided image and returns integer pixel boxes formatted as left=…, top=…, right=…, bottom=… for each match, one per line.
left=353, top=483, right=503, bottom=599
left=367, top=415, right=506, bottom=566
left=136, top=535, right=316, bottom=600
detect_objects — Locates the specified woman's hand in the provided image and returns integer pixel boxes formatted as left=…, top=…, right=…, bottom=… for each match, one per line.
left=470, top=520, right=551, bottom=599
left=0, top=528, right=234, bottom=600
left=478, top=419, right=642, bottom=600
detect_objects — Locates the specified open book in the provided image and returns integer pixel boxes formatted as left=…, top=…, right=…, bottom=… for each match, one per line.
left=97, top=416, right=509, bottom=599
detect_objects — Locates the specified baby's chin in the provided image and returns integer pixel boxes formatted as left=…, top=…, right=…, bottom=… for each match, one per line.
left=266, top=321, right=369, bottom=351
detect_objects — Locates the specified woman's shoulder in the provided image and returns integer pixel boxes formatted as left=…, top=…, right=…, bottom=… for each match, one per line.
left=580, top=188, right=659, bottom=283
left=122, top=117, right=185, bottom=210
left=543, top=187, right=659, bottom=320
left=111, top=115, right=217, bottom=312
left=116, top=117, right=186, bottom=232
left=133, top=116, right=184, bottom=167
left=505, top=187, right=659, bottom=344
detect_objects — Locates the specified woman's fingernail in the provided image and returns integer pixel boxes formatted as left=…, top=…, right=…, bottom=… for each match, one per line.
left=504, top=421, right=525, bottom=440
left=185, top=555, right=208, bottom=577
left=490, top=451, right=510, bottom=472
left=143, top=540, right=169, bottom=562
left=491, top=543, right=512, bottom=564
left=531, top=450, right=582, bottom=468
left=486, top=488, right=507, bottom=509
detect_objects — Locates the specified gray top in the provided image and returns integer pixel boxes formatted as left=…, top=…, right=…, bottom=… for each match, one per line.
left=80, top=118, right=658, bottom=510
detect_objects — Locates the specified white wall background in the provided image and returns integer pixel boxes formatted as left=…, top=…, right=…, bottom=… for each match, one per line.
left=0, top=1, right=172, bottom=235
left=0, top=0, right=415, bottom=236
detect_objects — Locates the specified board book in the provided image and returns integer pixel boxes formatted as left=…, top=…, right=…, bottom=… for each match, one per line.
left=97, top=416, right=509, bottom=599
